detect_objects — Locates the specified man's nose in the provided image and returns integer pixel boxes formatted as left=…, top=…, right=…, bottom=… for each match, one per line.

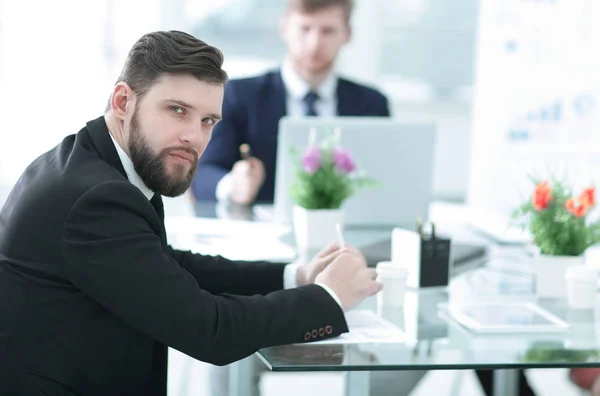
left=306, top=30, right=323, bottom=51
left=180, top=125, right=203, bottom=153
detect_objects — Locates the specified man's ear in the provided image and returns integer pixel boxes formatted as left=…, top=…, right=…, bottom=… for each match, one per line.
left=110, top=82, right=135, bottom=120
left=344, top=25, right=352, bottom=45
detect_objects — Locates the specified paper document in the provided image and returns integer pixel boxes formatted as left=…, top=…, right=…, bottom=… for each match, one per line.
left=165, top=216, right=290, bottom=239
left=309, top=310, right=411, bottom=344
left=165, top=216, right=296, bottom=261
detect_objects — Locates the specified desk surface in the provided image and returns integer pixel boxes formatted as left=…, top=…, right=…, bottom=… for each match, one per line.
left=258, top=273, right=600, bottom=372
left=188, top=201, right=600, bottom=372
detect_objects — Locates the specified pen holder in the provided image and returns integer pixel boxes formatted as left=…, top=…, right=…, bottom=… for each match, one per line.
left=391, top=228, right=452, bottom=289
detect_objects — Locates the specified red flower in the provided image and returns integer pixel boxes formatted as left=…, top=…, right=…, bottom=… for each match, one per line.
left=565, top=198, right=587, bottom=218
left=579, top=187, right=595, bottom=209
left=533, top=181, right=552, bottom=211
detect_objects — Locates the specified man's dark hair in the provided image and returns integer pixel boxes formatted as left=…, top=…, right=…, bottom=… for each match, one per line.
left=106, top=30, right=227, bottom=111
left=287, top=0, right=354, bottom=23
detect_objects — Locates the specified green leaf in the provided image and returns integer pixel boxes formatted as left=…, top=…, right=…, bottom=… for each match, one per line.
left=512, top=178, right=600, bottom=256
left=288, top=140, right=377, bottom=210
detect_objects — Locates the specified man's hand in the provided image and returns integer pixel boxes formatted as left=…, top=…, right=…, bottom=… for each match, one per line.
left=315, top=249, right=383, bottom=312
left=296, top=241, right=352, bottom=286
left=228, top=158, right=265, bottom=205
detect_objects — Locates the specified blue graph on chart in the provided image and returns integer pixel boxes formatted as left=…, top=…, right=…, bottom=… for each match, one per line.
left=506, top=91, right=598, bottom=144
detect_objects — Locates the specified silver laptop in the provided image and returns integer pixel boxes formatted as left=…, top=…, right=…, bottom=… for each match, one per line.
left=271, top=117, right=438, bottom=227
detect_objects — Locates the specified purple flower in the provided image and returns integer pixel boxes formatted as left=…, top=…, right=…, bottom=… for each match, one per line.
left=302, top=146, right=321, bottom=174
left=332, top=148, right=356, bottom=173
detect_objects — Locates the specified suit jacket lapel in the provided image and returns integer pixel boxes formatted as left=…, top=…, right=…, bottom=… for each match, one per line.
left=150, top=194, right=168, bottom=245
left=267, top=70, right=287, bottom=125
left=336, top=79, right=360, bottom=116
left=253, top=71, right=286, bottom=170
left=85, top=116, right=167, bottom=243
left=150, top=194, right=165, bottom=222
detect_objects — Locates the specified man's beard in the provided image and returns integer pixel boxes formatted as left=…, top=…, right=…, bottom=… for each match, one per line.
left=128, top=110, right=198, bottom=197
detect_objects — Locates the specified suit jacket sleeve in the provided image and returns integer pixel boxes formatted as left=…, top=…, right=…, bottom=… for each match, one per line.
left=61, top=181, right=348, bottom=366
left=165, top=245, right=286, bottom=296
left=192, top=81, right=245, bottom=201
left=376, top=92, right=390, bottom=117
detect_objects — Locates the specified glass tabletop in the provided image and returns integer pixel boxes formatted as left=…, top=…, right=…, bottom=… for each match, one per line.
left=258, top=270, right=600, bottom=372
left=191, top=201, right=600, bottom=372
left=190, top=201, right=487, bottom=271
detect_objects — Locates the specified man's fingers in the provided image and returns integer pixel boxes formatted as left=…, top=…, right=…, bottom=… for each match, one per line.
left=366, top=268, right=378, bottom=280
left=340, top=244, right=362, bottom=256
left=315, top=250, right=341, bottom=272
left=247, top=158, right=264, bottom=173
left=247, top=157, right=260, bottom=166
left=318, top=241, right=341, bottom=257
left=369, top=281, right=384, bottom=295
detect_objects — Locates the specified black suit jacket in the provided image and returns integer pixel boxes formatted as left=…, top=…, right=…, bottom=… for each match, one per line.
left=192, top=69, right=390, bottom=202
left=0, top=116, right=348, bottom=396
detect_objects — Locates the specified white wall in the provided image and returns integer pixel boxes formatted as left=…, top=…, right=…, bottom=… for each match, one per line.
left=468, top=0, right=600, bottom=213
left=0, top=1, right=108, bottom=186
left=0, top=0, right=165, bottom=188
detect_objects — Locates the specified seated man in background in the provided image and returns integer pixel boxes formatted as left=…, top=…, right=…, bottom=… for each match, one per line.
left=191, top=0, right=390, bottom=205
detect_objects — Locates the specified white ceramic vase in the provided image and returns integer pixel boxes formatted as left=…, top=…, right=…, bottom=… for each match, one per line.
left=292, top=205, right=344, bottom=251
left=533, top=253, right=584, bottom=298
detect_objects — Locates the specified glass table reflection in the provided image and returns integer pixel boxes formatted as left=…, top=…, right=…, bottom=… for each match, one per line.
left=190, top=200, right=600, bottom=396
left=257, top=269, right=600, bottom=396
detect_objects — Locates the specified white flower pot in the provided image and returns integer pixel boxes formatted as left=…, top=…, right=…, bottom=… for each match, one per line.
left=292, top=205, right=344, bottom=251
left=533, top=253, right=585, bottom=298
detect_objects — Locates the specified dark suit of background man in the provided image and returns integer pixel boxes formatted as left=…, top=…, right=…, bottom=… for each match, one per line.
left=191, top=0, right=390, bottom=205
left=0, top=30, right=383, bottom=396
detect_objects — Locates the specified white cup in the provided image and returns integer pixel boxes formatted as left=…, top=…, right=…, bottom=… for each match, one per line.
left=565, top=265, right=598, bottom=310
left=376, top=261, right=409, bottom=307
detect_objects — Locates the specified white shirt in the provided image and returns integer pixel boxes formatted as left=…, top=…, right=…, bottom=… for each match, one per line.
left=280, top=59, right=337, bottom=117
left=108, top=132, right=342, bottom=307
left=215, top=61, right=338, bottom=201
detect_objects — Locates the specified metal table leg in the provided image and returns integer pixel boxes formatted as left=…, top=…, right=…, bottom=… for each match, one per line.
left=344, top=372, right=370, bottom=396
left=493, top=369, right=519, bottom=396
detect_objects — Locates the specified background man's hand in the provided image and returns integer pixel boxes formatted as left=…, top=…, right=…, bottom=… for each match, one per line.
left=228, top=157, right=265, bottom=205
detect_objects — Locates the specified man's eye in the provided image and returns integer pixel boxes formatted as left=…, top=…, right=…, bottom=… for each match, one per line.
left=203, top=118, right=215, bottom=125
left=170, top=106, right=184, bottom=114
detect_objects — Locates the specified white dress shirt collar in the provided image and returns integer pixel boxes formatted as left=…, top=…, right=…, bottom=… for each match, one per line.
left=280, top=59, right=337, bottom=102
left=108, top=132, right=154, bottom=200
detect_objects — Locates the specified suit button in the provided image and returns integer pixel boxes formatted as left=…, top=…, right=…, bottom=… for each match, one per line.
left=325, top=325, right=332, bottom=334
left=304, top=332, right=311, bottom=341
left=319, top=328, right=325, bottom=336
left=311, top=329, right=318, bottom=338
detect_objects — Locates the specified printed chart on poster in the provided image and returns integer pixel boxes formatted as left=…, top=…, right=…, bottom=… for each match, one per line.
left=468, top=0, right=600, bottom=213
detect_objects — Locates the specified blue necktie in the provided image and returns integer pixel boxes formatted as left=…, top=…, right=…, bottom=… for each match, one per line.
left=303, top=91, right=319, bottom=116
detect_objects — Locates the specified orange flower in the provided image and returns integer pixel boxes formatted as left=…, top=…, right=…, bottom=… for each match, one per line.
left=579, top=187, right=595, bottom=209
left=565, top=198, right=587, bottom=217
left=533, top=181, right=552, bottom=211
